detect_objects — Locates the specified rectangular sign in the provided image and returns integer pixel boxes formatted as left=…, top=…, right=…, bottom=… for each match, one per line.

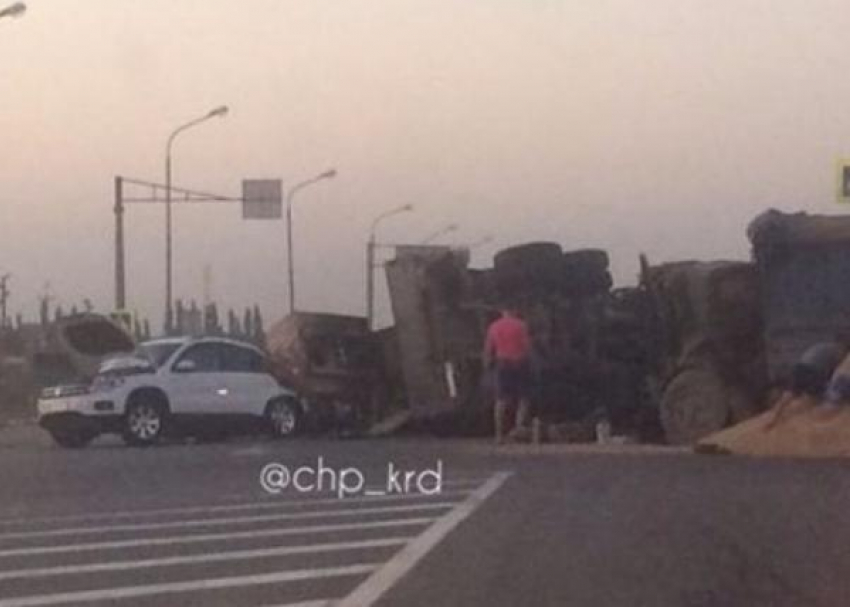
left=242, top=179, right=283, bottom=219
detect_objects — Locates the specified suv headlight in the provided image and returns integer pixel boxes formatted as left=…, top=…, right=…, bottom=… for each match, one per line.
left=40, top=385, right=90, bottom=399
left=90, top=375, right=125, bottom=393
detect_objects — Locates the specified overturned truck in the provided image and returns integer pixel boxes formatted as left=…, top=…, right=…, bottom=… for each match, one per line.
left=641, top=259, right=767, bottom=444
left=265, top=312, right=379, bottom=432
left=385, top=243, right=657, bottom=439
left=694, top=209, right=850, bottom=457
left=748, top=209, right=850, bottom=385
left=642, top=208, right=850, bottom=445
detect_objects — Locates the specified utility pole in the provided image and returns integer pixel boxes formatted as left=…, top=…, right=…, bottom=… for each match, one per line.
left=114, top=174, right=286, bottom=333
left=366, top=237, right=376, bottom=330
left=114, top=176, right=125, bottom=311
left=366, top=204, right=414, bottom=330
left=202, top=264, right=213, bottom=308
left=38, top=282, right=53, bottom=327
left=285, top=169, right=337, bottom=314
left=0, top=274, right=10, bottom=330
left=164, top=105, right=229, bottom=334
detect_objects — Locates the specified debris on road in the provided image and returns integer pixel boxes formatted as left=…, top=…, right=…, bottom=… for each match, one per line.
left=697, top=397, right=850, bottom=457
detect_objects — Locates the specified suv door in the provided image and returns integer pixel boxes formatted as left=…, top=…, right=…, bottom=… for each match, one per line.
left=168, top=342, right=233, bottom=415
left=218, top=344, right=275, bottom=416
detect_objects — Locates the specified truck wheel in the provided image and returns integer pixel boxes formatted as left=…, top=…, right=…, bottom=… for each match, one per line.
left=494, top=242, right=564, bottom=296
left=562, top=249, right=609, bottom=273
left=123, top=398, right=166, bottom=446
left=50, top=429, right=95, bottom=449
left=660, top=368, right=731, bottom=445
left=562, top=249, right=612, bottom=296
left=266, top=398, right=299, bottom=439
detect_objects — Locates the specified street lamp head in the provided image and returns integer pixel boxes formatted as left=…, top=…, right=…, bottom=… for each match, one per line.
left=0, top=2, right=26, bottom=18
left=319, top=169, right=337, bottom=180
left=401, top=203, right=414, bottom=212
left=207, top=105, right=229, bottom=118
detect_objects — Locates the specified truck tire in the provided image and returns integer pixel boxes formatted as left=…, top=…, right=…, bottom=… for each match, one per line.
left=660, top=368, right=731, bottom=445
left=562, top=249, right=612, bottom=296
left=494, top=242, right=563, bottom=296
left=563, top=249, right=609, bottom=272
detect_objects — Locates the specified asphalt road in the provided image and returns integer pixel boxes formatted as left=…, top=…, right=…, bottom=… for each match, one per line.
left=0, top=425, right=848, bottom=607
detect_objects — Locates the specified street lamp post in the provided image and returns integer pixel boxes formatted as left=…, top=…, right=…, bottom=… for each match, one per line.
left=164, top=105, right=228, bottom=334
left=367, top=204, right=414, bottom=330
left=421, top=223, right=458, bottom=245
left=286, top=169, right=336, bottom=314
left=0, top=2, right=25, bottom=19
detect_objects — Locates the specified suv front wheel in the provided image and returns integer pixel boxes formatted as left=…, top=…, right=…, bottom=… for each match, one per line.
left=266, top=398, right=299, bottom=439
left=123, top=397, right=167, bottom=446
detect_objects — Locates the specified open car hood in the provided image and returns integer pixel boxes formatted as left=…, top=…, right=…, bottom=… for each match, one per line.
left=34, top=314, right=136, bottom=388
left=58, top=314, right=135, bottom=357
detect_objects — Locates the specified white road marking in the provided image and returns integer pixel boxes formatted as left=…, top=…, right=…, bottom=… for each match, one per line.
left=0, top=502, right=458, bottom=541
left=0, top=537, right=411, bottom=581
left=0, top=483, right=479, bottom=528
left=338, top=472, right=512, bottom=607
left=0, top=517, right=435, bottom=559
left=0, top=563, right=378, bottom=607
left=259, top=602, right=332, bottom=607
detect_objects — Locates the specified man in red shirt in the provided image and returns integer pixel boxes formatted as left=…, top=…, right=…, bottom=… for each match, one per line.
left=483, top=304, right=533, bottom=443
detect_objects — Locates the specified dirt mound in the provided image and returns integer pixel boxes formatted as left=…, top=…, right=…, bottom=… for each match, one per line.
left=697, top=398, right=850, bottom=457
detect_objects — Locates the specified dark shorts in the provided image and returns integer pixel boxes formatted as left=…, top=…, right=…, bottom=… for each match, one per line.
left=790, top=362, right=831, bottom=398
left=495, top=360, right=532, bottom=401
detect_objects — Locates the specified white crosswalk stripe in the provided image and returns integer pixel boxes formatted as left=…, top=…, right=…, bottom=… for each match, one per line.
left=0, top=482, right=482, bottom=529
left=0, top=501, right=458, bottom=541
left=0, top=517, right=437, bottom=559
left=0, top=471, right=509, bottom=606
left=0, top=537, right=411, bottom=581
left=0, top=564, right=379, bottom=607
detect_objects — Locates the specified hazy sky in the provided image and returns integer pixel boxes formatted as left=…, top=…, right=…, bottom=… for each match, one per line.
left=3, top=0, right=850, bottom=329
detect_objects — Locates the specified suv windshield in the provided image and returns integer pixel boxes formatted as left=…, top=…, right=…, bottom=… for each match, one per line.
left=136, top=342, right=183, bottom=368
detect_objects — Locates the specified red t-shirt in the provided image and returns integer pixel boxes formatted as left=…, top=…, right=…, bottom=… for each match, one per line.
left=486, top=315, right=531, bottom=362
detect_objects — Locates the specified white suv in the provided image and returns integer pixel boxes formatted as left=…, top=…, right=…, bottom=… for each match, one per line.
left=37, top=337, right=303, bottom=448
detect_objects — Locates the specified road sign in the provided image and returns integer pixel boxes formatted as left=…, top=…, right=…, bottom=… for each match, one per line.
left=242, top=179, right=283, bottom=219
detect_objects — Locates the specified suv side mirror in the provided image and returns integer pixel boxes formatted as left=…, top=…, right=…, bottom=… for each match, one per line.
left=174, top=359, right=197, bottom=373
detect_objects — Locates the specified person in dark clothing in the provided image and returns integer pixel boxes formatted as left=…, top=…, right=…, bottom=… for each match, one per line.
left=767, top=338, right=850, bottom=429
left=791, top=342, right=845, bottom=397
